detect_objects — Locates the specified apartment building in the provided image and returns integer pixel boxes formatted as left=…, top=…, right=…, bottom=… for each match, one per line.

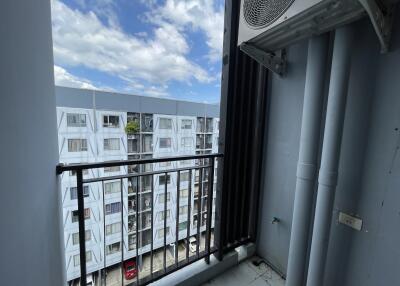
left=56, top=86, right=219, bottom=282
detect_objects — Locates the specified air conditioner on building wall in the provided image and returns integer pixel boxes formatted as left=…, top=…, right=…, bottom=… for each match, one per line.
left=238, top=0, right=396, bottom=75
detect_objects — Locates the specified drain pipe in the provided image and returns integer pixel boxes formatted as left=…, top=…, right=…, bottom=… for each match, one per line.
left=306, top=25, right=354, bottom=286
left=286, top=34, right=329, bottom=286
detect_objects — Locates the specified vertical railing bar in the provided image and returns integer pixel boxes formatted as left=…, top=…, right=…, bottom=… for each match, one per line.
left=150, top=174, right=154, bottom=280
left=186, top=169, right=192, bottom=263
left=102, top=180, right=107, bottom=286
left=175, top=171, right=180, bottom=267
left=77, top=169, right=87, bottom=286
left=120, top=178, right=124, bottom=286
left=163, top=172, right=167, bottom=273
left=205, top=158, right=215, bottom=264
left=196, top=167, right=203, bottom=258
left=136, top=175, right=139, bottom=286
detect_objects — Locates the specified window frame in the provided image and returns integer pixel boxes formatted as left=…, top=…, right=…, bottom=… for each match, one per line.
left=67, top=113, right=87, bottom=127
left=67, top=139, right=88, bottom=152
left=159, top=137, right=172, bottom=148
left=104, top=138, right=120, bottom=151
left=159, top=118, right=172, bottom=130
left=103, top=115, right=120, bottom=128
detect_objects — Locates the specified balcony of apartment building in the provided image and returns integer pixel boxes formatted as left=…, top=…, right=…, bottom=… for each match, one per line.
left=2, top=1, right=400, bottom=286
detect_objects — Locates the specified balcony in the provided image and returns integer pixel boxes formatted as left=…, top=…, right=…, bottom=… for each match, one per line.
left=57, top=153, right=222, bottom=285
left=4, top=1, right=400, bottom=286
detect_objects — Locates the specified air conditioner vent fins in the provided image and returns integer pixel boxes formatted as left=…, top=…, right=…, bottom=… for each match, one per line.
left=243, top=0, right=295, bottom=28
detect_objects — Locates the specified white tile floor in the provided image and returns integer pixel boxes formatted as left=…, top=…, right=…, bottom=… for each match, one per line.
left=202, top=257, right=285, bottom=286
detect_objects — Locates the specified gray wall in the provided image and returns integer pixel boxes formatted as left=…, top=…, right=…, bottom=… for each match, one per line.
left=257, top=12, right=400, bottom=286
left=0, top=1, right=64, bottom=285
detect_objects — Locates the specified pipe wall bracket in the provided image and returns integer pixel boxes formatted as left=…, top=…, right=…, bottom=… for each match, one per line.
left=240, top=43, right=286, bottom=76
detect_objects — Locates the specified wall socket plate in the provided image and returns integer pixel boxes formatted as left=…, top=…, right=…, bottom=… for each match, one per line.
left=338, top=212, right=363, bottom=231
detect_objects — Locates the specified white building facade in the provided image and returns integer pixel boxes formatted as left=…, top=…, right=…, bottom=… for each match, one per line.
left=56, top=87, right=220, bottom=282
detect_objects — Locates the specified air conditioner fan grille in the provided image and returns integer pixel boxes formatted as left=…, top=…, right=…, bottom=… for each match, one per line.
left=243, top=0, right=295, bottom=28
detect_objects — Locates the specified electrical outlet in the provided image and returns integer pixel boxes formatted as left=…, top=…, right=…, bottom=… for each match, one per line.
left=338, top=212, right=362, bottom=231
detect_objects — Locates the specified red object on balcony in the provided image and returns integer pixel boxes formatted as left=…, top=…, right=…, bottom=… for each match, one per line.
left=124, top=260, right=137, bottom=280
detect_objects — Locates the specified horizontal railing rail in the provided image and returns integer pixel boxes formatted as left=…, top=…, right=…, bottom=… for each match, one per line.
left=56, top=153, right=222, bottom=174
left=57, top=153, right=222, bottom=286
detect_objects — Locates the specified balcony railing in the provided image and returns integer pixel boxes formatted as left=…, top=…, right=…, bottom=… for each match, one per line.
left=57, top=153, right=222, bottom=286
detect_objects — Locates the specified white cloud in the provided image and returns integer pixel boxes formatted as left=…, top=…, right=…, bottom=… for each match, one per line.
left=147, top=0, right=225, bottom=62
left=54, top=65, right=97, bottom=89
left=51, top=0, right=213, bottom=88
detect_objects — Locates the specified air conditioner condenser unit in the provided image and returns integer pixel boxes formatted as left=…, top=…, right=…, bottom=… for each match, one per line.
left=238, top=0, right=396, bottom=73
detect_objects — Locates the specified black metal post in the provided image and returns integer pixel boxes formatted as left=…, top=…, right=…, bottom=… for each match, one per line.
left=150, top=175, right=154, bottom=279
left=186, top=170, right=192, bottom=262
left=175, top=171, right=180, bottom=266
left=196, top=168, right=203, bottom=258
left=205, top=159, right=215, bottom=264
left=77, top=170, right=87, bottom=286
left=163, top=172, right=168, bottom=273
left=102, top=181, right=106, bottom=286
left=120, top=178, right=124, bottom=286
left=135, top=176, right=139, bottom=286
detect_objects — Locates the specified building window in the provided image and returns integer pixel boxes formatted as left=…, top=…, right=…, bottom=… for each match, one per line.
left=68, top=139, right=87, bottom=152
left=128, top=234, right=136, bottom=250
left=157, top=227, right=170, bottom=239
left=142, top=134, right=153, bottom=153
left=105, top=202, right=121, bottom=215
left=106, top=242, right=121, bottom=255
left=127, top=112, right=140, bottom=124
left=178, top=222, right=188, bottom=231
left=205, top=134, right=213, bottom=149
left=158, top=210, right=171, bottom=222
left=72, top=208, right=90, bottom=223
left=179, top=189, right=188, bottom=199
left=158, top=193, right=171, bottom=203
left=159, top=118, right=172, bottom=129
left=106, top=222, right=121, bottom=236
left=141, top=113, right=153, bottom=132
left=181, top=137, right=192, bottom=148
left=103, top=115, right=119, bottom=127
left=180, top=171, right=189, bottom=182
left=181, top=119, right=192, bottom=129
left=72, top=230, right=91, bottom=245
left=67, top=113, right=86, bottom=127
left=70, top=186, right=89, bottom=200
left=196, top=134, right=204, bottom=149
left=104, top=138, right=120, bottom=151
left=104, top=166, right=120, bottom=173
left=104, top=181, right=120, bottom=195
left=128, top=137, right=139, bottom=153
left=197, top=117, right=205, bottom=133
left=73, top=251, right=92, bottom=266
left=159, top=174, right=171, bottom=185
left=179, top=206, right=188, bottom=215
left=206, top=118, right=213, bottom=132
left=159, top=138, right=171, bottom=148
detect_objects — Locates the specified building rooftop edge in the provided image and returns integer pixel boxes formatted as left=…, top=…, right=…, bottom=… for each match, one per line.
left=55, top=86, right=220, bottom=117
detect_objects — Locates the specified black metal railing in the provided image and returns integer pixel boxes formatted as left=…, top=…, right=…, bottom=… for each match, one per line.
left=57, top=153, right=222, bottom=286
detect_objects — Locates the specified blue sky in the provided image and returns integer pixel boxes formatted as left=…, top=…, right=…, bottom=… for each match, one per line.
left=51, top=0, right=225, bottom=103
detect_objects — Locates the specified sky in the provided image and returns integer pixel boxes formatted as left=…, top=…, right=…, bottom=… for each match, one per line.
left=51, top=0, right=225, bottom=103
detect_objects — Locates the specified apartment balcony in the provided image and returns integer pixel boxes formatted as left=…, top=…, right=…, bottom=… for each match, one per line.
left=57, top=153, right=223, bottom=285
left=3, top=1, right=400, bottom=286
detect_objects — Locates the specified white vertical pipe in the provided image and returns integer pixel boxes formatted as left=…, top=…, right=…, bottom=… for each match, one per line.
left=286, top=33, right=329, bottom=286
left=306, top=25, right=354, bottom=286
